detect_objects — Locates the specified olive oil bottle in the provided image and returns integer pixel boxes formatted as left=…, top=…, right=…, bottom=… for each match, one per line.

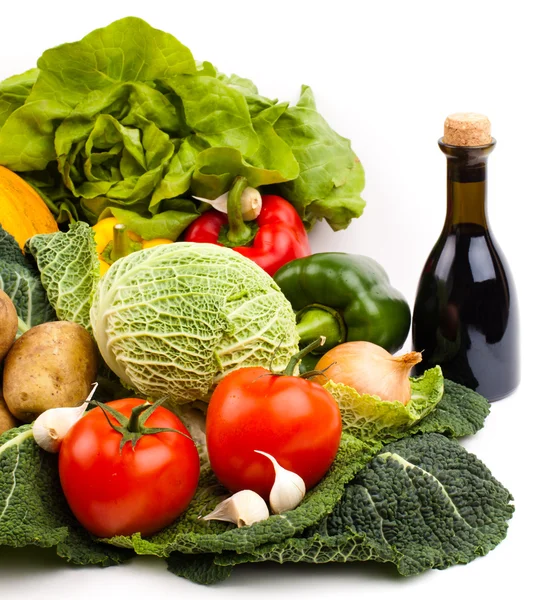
left=412, top=113, right=519, bottom=401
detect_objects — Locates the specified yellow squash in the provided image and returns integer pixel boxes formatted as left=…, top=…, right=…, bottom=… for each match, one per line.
left=0, top=165, right=58, bottom=249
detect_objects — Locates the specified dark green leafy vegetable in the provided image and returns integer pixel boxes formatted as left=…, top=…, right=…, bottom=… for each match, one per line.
left=407, top=379, right=491, bottom=438
left=0, top=425, right=132, bottom=566
left=0, top=358, right=505, bottom=584
left=209, top=434, right=514, bottom=582
left=0, top=17, right=365, bottom=237
left=0, top=224, right=55, bottom=334
left=167, top=553, right=233, bottom=585
left=104, top=434, right=380, bottom=556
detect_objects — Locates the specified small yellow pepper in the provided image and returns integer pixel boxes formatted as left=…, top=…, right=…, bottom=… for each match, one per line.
left=92, top=218, right=173, bottom=276
left=141, top=238, right=174, bottom=249
left=92, top=217, right=142, bottom=254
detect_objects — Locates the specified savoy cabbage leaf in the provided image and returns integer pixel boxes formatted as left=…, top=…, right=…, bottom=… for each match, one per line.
left=213, top=433, right=514, bottom=580
left=25, top=222, right=100, bottom=331
left=167, top=552, right=233, bottom=585
left=104, top=434, right=380, bottom=556
left=0, top=225, right=56, bottom=333
left=325, top=366, right=445, bottom=441
left=0, top=380, right=502, bottom=583
left=407, top=379, right=490, bottom=438
left=0, top=425, right=132, bottom=566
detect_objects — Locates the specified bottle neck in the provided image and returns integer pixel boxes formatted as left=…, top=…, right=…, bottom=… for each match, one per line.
left=439, top=139, right=496, bottom=228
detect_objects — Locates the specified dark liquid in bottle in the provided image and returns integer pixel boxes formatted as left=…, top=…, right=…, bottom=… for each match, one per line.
left=413, top=222, right=519, bottom=401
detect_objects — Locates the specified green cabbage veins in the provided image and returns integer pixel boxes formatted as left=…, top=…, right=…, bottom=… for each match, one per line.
left=325, top=366, right=445, bottom=441
left=0, top=225, right=56, bottom=334
left=90, top=242, right=299, bottom=405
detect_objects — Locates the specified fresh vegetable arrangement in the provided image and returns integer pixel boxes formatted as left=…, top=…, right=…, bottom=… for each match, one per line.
left=0, top=16, right=514, bottom=588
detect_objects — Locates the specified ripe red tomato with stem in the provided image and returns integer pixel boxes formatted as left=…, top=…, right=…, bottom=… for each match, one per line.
left=59, top=397, right=200, bottom=538
left=206, top=338, right=342, bottom=499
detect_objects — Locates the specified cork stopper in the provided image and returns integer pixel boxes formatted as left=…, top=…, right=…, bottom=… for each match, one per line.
left=443, top=113, right=492, bottom=146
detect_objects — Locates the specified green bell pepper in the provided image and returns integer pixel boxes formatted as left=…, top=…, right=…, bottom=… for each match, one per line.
left=274, top=253, right=411, bottom=359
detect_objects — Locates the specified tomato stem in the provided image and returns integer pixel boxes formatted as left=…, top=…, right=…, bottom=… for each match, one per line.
left=282, top=336, right=326, bottom=376
left=126, top=402, right=150, bottom=433
left=92, top=398, right=194, bottom=452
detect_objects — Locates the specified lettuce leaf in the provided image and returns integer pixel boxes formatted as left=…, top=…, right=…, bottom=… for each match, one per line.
left=274, top=86, right=366, bottom=230
left=0, top=68, right=38, bottom=128
left=0, top=17, right=365, bottom=234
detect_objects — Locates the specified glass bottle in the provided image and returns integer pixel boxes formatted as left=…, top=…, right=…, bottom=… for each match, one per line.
left=412, top=113, right=519, bottom=401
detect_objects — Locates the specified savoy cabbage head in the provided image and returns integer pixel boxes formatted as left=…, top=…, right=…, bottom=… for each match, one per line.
left=90, top=242, right=299, bottom=405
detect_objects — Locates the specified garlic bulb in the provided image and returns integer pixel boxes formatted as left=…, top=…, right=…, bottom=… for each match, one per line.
left=33, top=382, right=98, bottom=453
left=315, top=341, right=422, bottom=405
left=193, top=186, right=262, bottom=221
left=255, top=451, right=306, bottom=514
left=201, top=489, right=269, bottom=527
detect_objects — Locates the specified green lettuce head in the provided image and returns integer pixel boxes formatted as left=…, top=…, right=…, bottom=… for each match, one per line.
left=89, top=242, right=299, bottom=406
left=0, top=17, right=365, bottom=237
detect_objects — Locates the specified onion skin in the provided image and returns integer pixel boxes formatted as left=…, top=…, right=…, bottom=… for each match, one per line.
left=314, top=341, right=422, bottom=405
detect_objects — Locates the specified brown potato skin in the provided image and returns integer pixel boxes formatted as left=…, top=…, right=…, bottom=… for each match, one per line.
left=0, top=290, right=18, bottom=362
left=0, top=390, right=19, bottom=434
left=2, top=321, right=99, bottom=422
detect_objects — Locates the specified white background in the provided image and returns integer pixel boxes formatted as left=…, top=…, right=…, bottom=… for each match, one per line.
left=0, top=0, right=538, bottom=598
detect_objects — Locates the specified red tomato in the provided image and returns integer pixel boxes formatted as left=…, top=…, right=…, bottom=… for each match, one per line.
left=206, top=368, right=342, bottom=499
left=59, top=398, right=200, bottom=538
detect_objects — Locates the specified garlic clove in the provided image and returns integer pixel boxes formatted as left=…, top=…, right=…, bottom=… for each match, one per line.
left=193, top=191, right=229, bottom=213
left=255, top=450, right=306, bottom=515
left=193, top=186, right=262, bottom=221
left=200, top=489, right=269, bottom=527
left=238, top=187, right=262, bottom=221
left=32, top=382, right=98, bottom=453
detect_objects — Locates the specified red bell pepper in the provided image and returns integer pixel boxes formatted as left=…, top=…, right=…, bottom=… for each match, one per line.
left=185, top=177, right=311, bottom=276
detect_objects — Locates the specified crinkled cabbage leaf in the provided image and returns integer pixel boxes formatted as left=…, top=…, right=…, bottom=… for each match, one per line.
left=0, top=224, right=55, bottom=334
left=25, top=222, right=100, bottom=331
left=0, top=426, right=132, bottom=566
left=210, top=433, right=513, bottom=582
left=0, top=385, right=506, bottom=584
left=325, top=366, right=445, bottom=441
left=90, top=242, right=299, bottom=405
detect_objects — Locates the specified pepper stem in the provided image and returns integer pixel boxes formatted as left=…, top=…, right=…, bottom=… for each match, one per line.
left=111, top=224, right=130, bottom=262
left=295, top=304, right=346, bottom=353
left=226, top=176, right=253, bottom=246
left=282, top=337, right=326, bottom=376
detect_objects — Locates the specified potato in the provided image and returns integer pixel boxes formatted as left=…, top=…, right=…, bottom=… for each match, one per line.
left=2, top=321, right=99, bottom=422
left=0, top=289, right=18, bottom=362
left=0, top=389, right=19, bottom=434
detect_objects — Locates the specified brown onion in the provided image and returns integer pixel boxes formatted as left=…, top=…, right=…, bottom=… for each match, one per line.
left=314, top=341, right=422, bottom=405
